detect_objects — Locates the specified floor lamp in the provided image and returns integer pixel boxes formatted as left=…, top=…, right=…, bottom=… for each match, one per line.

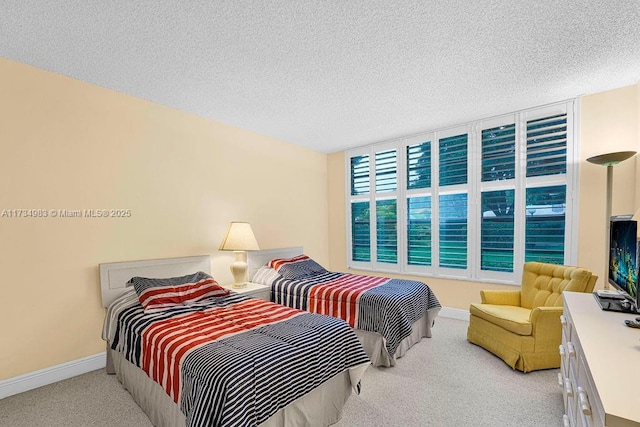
left=586, top=151, right=637, bottom=289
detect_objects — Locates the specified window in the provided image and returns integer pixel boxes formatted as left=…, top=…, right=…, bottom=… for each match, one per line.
left=347, top=144, right=400, bottom=271
left=350, top=155, right=371, bottom=262
left=524, top=111, right=569, bottom=265
left=346, top=100, right=576, bottom=284
left=480, top=122, right=516, bottom=273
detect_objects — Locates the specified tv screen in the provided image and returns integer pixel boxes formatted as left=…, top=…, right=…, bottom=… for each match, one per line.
left=608, top=218, right=638, bottom=300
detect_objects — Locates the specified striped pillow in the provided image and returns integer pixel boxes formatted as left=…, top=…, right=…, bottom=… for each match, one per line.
left=129, top=271, right=230, bottom=312
left=251, top=265, right=280, bottom=286
left=268, top=255, right=327, bottom=279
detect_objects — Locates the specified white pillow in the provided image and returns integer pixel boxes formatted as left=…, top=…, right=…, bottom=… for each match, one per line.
left=252, top=265, right=280, bottom=286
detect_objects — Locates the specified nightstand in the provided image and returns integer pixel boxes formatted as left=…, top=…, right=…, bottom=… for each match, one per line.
left=221, top=282, right=271, bottom=301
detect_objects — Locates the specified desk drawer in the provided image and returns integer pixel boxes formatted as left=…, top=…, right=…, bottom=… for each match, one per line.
left=577, top=354, right=604, bottom=427
left=561, top=314, right=572, bottom=343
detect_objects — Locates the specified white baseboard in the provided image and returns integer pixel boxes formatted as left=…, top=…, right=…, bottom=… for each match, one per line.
left=0, top=352, right=106, bottom=400
left=438, top=306, right=470, bottom=322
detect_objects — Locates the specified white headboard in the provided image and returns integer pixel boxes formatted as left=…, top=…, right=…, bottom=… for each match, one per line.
left=99, top=255, right=211, bottom=308
left=247, top=247, right=303, bottom=281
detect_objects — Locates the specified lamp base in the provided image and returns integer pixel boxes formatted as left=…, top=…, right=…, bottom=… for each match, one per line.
left=230, top=251, right=248, bottom=288
left=232, top=282, right=247, bottom=289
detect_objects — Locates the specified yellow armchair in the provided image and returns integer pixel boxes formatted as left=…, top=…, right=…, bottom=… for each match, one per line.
left=467, top=262, right=597, bottom=372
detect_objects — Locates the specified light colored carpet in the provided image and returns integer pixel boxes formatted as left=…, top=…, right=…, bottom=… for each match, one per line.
left=0, top=317, right=563, bottom=426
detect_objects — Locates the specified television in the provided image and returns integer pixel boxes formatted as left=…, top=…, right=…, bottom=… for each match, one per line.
left=599, top=216, right=639, bottom=313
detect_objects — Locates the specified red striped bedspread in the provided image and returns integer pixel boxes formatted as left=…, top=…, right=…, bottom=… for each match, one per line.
left=140, top=298, right=301, bottom=403
left=307, top=274, right=389, bottom=327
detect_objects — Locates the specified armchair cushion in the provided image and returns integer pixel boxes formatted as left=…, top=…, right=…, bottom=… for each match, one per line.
left=469, top=304, right=532, bottom=336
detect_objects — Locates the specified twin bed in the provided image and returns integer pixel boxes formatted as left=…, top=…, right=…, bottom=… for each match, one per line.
left=100, top=249, right=441, bottom=426
left=248, top=247, right=441, bottom=367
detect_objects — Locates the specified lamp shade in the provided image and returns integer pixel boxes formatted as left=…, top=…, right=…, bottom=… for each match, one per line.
left=586, top=151, right=636, bottom=166
left=219, top=222, right=260, bottom=251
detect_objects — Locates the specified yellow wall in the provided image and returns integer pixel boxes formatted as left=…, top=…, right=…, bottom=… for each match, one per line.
left=328, top=84, right=640, bottom=309
left=0, top=58, right=329, bottom=379
left=579, top=85, right=639, bottom=284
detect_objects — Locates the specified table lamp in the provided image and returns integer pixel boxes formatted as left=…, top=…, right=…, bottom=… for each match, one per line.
left=219, top=222, right=260, bottom=288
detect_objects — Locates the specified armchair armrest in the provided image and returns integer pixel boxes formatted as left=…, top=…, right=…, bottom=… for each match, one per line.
left=480, top=289, right=521, bottom=306
left=530, top=306, right=564, bottom=349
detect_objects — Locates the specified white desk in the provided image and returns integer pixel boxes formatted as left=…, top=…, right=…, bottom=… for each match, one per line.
left=561, top=292, right=640, bottom=426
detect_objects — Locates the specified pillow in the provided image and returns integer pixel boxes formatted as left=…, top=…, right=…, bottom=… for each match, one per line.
left=251, top=265, right=280, bottom=286
left=128, top=271, right=230, bottom=312
left=268, top=254, right=327, bottom=279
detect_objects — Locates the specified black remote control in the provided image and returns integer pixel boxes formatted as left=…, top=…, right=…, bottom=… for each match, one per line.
left=624, top=319, right=640, bottom=328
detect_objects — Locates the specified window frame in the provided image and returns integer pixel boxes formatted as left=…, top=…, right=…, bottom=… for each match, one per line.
left=435, top=124, right=474, bottom=280
left=346, top=141, right=404, bottom=273
left=403, top=133, right=435, bottom=276
left=475, top=114, right=520, bottom=282
left=345, top=100, right=578, bottom=285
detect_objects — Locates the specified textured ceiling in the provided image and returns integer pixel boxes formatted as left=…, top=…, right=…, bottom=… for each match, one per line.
left=1, top=1, right=640, bottom=153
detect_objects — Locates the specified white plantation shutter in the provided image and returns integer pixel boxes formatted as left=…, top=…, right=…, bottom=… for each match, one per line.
left=349, top=153, right=371, bottom=264
left=480, top=121, right=516, bottom=273
left=525, top=185, right=566, bottom=264
left=524, top=104, right=571, bottom=265
left=405, top=136, right=434, bottom=273
left=437, top=127, right=470, bottom=275
left=526, top=113, right=567, bottom=177
left=376, top=199, right=397, bottom=264
left=481, top=190, right=515, bottom=272
left=482, top=123, right=516, bottom=182
left=375, top=148, right=398, bottom=265
left=439, top=133, right=468, bottom=187
left=439, top=193, right=467, bottom=269
left=407, top=141, right=431, bottom=190
left=375, top=149, right=397, bottom=193
left=407, top=196, right=431, bottom=266
left=351, top=201, right=371, bottom=262
left=350, top=155, right=370, bottom=196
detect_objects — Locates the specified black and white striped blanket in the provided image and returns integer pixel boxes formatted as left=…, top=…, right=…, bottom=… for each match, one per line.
left=106, top=292, right=370, bottom=427
left=271, top=272, right=441, bottom=357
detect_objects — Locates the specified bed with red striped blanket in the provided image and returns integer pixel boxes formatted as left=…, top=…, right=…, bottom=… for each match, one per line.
left=252, top=254, right=441, bottom=367
left=104, top=290, right=370, bottom=427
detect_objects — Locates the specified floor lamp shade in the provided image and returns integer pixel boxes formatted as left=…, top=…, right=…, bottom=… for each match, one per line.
left=586, top=151, right=637, bottom=289
left=219, top=222, right=260, bottom=287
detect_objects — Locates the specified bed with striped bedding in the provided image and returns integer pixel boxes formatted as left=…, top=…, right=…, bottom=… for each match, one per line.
left=104, top=290, right=370, bottom=427
left=252, top=254, right=441, bottom=367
